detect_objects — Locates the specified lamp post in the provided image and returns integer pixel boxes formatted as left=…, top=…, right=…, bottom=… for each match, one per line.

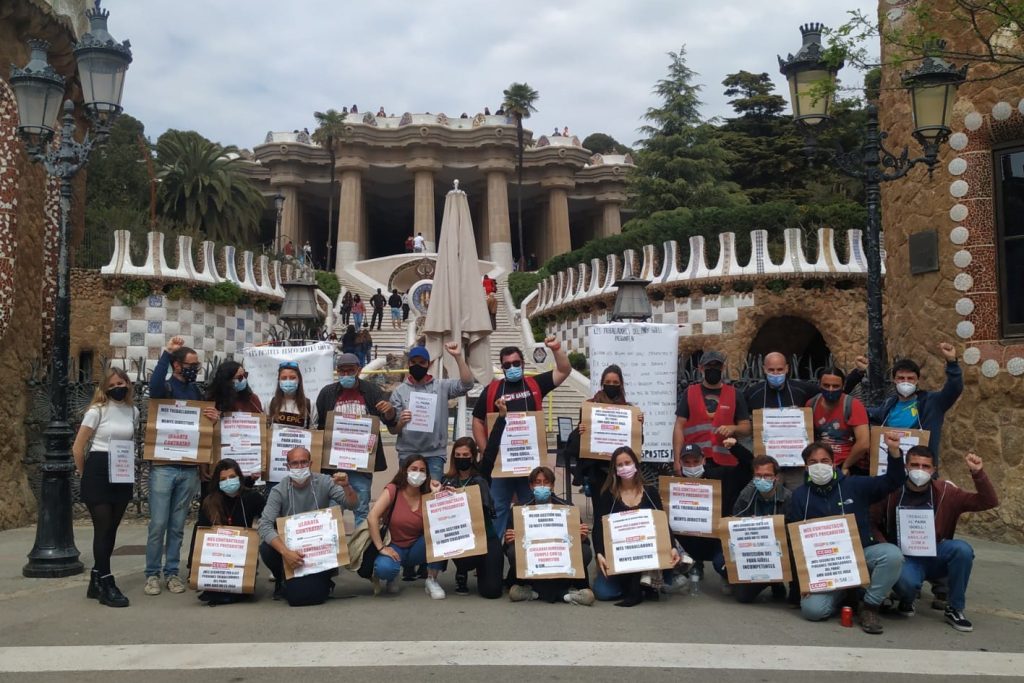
left=778, top=24, right=966, bottom=406
left=9, top=0, right=131, bottom=577
left=278, top=268, right=324, bottom=342
left=610, top=276, right=653, bottom=322
left=273, top=192, right=285, bottom=255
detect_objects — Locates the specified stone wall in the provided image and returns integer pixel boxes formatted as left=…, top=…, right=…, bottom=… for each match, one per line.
left=879, top=0, right=1024, bottom=542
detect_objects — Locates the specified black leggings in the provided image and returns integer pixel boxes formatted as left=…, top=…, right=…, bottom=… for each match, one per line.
left=86, top=501, right=129, bottom=575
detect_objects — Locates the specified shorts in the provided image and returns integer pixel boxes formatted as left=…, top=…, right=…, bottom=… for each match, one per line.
left=391, top=307, right=401, bottom=319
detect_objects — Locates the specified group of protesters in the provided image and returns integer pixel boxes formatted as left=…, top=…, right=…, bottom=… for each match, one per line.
left=73, top=331, right=996, bottom=635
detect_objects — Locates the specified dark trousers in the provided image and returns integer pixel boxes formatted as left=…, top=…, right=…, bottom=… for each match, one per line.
left=453, top=536, right=504, bottom=599
left=504, top=539, right=592, bottom=603
left=678, top=536, right=726, bottom=577
left=259, top=542, right=333, bottom=607
left=370, top=308, right=383, bottom=330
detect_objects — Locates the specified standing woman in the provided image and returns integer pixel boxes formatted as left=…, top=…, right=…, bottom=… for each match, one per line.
left=72, top=367, right=138, bottom=608
left=266, top=361, right=318, bottom=429
left=341, top=291, right=353, bottom=326
left=203, top=360, right=263, bottom=491
left=341, top=325, right=358, bottom=357
left=352, top=294, right=366, bottom=329
left=592, top=446, right=682, bottom=607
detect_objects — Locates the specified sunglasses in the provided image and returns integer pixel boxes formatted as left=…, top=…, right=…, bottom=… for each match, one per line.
left=501, top=360, right=523, bottom=370
left=279, top=361, right=300, bottom=370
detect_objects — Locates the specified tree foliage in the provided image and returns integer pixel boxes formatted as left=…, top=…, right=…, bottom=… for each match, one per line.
left=502, top=82, right=540, bottom=266
left=581, top=132, right=632, bottom=156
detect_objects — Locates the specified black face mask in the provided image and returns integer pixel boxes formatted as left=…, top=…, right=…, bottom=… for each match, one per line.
left=703, top=367, right=723, bottom=384
left=180, top=366, right=199, bottom=383
left=454, top=458, right=473, bottom=472
left=106, top=386, right=129, bottom=402
left=602, top=384, right=622, bottom=400
left=409, top=365, right=429, bottom=381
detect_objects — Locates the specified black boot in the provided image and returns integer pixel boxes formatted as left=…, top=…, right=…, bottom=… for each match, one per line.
left=615, top=575, right=644, bottom=607
left=87, top=570, right=101, bottom=600
left=455, top=572, right=469, bottom=595
left=98, top=574, right=130, bottom=608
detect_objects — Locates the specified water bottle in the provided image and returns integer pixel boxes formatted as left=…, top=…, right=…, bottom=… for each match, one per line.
left=689, top=571, right=700, bottom=596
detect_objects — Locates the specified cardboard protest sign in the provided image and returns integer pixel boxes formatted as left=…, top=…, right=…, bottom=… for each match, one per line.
left=323, top=413, right=378, bottom=473
left=263, top=425, right=323, bottom=483
left=580, top=401, right=643, bottom=461
left=487, top=412, right=553, bottom=478
left=753, top=407, right=813, bottom=468
left=276, top=506, right=349, bottom=580
left=214, top=411, right=266, bottom=477
left=603, top=508, right=674, bottom=575
left=869, top=427, right=930, bottom=476
left=188, top=526, right=260, bottom=594
left=720, top=515, right=792, bottom=584
left=659, top=477, right=721, bottom=537
left=513, top=504, right=585, bottom=580
left=143, top=399, right=216, bottom=464
left=787, top=514, right=870, bottom=594
left=422, top=486, right=487, bottom=563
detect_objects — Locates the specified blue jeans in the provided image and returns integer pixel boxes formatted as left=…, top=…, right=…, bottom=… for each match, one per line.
left=491, top=476, right=534, bottom=538
left=353, top=312, right=364, bottom=329
left=895, top=539, right=974, bottom=611
left=398, top=454, right=445, bottom=484
left=145, top=465, right=200, bottom=578
left=801, top=542, right=904, bottom=621
left=373, top=536, right=443, bottom=582
left=344, top=471, right=373, bottom=526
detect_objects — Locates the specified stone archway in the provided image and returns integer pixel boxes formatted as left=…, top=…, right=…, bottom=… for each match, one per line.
left=747, top=316, right=832, bottom=377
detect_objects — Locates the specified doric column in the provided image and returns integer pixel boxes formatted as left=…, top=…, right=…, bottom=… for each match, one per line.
left=595, top=190, right=626, bottom=238
left=335, top=169, right=363, bottom=274
left=278, top=185, right=300, bottom=251
left=485, top=170, right=513, bottom=272
left=413, top=170, right=436, bottom=252
left=541, top=172, right=574, bottom=262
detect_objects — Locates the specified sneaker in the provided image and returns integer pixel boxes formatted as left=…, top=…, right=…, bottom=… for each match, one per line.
left=144, top=576, right=162, bottom=596
left=402, top=566, right=417, bottom=582
left=424, top=577, right=446, bottom=600
left=945, top=607, right=974, bottom=632
left=897, top=600, right=916, bottom=617
left=165, top=575, right=186, bottom=594
left=385, top=579, right=401, bottom=595
left=273, top=580, right=284, bottom=601
left=455, top=572, right=469, bottom=596
left=640, top=573, right=653, bottom=588
left=859, top=602, right=884, bottom=635
left=509, top=585, right=539, bottom=602
left=563, top=588, right=595, bottom=606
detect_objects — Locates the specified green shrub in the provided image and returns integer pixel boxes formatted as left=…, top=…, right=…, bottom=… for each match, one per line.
left=531, top=317, right=547, bottom=343
left=192, top=281, right=244, bottom=306
left=731, top=280, right=754, bottom=293
left=508, top=270, right=548, bottom=307
left=315, top=270, right=341, bottom=303
left=118, top=279, right=152, bottom=307
left=766, top=279, right=789, bottom=293
left=568, top=351, right=588, bottom=375
left=163, top=283, right=190, bottom=301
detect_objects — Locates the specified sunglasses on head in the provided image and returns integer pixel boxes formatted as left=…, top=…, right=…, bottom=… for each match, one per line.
left=279, top=361, right=299, bottom=370
left=501, top=360, right=523, bottom=370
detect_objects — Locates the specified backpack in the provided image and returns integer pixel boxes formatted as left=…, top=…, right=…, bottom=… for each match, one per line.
left=809, top=393, right=854, bottom=424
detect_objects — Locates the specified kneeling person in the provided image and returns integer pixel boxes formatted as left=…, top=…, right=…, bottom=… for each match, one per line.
left=729, top=454, right=792, bottom=604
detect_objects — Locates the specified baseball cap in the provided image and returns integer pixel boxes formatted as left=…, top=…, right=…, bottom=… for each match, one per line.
left=680, top=444, right=704, bottom=459
left=337, top=353, right=360, bottom=367
left=700, top=351, right=726, bottom=365
left=408, top=346, right=430, bottom=362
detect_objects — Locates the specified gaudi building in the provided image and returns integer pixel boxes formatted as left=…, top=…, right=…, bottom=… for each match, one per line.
left=246, top=112, right=633, bottom=274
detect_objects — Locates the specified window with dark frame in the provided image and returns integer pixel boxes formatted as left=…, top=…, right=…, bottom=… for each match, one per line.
left=995, top=144, right=1024, bottom=338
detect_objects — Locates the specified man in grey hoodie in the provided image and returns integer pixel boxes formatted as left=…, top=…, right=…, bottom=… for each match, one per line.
left=258, top=446, right=358, bottom=606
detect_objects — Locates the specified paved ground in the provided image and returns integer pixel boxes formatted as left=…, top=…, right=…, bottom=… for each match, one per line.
left=1, top=471, right=1022, bottom=681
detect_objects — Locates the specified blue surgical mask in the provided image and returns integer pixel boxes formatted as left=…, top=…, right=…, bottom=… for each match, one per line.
left=505, top=366, right=524, bottom=382
left=753, top=478, right=775, bottom=494
left=233, top=378, right=248, bottom=392
left=820, top=388, right=842, bottom=403
left=339, top=375, right=357, bottom=389
left=219, top=477, right=241, bottom=495
left=767, top=373, right=786, bottom=389
left=532, top=485, right=552, bottom=503
left=279, top=379, right=299, bottom=394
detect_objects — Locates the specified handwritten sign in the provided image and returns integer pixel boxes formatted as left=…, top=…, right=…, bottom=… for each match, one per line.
left=659, top=477, right=721, bottom=537
left=897, top=508, right=937, bottom=557
left=107, top=439, right=135, bottom=484
left=407, top=392, right=438, bottom=433
left=788, top=514, right=870, bottom=593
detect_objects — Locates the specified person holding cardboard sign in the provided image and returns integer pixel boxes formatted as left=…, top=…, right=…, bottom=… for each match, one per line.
left=204, top=360, right=263, bottom=489
left=672, top=351, right=751, bottom=472
left=258, top=446, right=358, bottom=606
left=73, top=367, right=139, bottom=608
left=786, top=436, right=906, bottom=634
left=873, top=447, right=998, bottom=632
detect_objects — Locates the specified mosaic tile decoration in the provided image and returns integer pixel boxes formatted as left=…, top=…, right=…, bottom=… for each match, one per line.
left=0, top=82, right=19, bottom=343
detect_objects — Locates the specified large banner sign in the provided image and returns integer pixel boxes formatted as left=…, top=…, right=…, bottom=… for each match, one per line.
left=242, top=342, right=336, bottom=412
left=588, top=323, right=678, bottom=463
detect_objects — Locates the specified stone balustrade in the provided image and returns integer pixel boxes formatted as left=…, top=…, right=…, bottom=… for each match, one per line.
left=100, top=230, right=286, bottom=300
left=533, top=227, right=885, bottom=313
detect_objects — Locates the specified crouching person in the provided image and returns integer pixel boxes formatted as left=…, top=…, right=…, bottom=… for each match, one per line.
left=258, top=446, right=358, bottom=606
left=729, top=453, right=792, bottom=604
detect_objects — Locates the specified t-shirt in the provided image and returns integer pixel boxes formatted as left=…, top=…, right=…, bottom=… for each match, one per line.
left=334, top=389, right=367, bottom=418
left=384, top=483, right=424, bottom=548
left=885, top=400, right=922, bottom=429
left=370, top=294, right=386, bottom=311
left=388, top=294, right=402, bottom=308
left=809, top=395, right=868, bottom=464
left=413, top=235, right=425, bottom=250
left=471, top=370, right=558, bottom=420
left=271, top=397, right=317, bottom=428
left=81, top=402, right=138, bottom=452
left=674, top=384, right=750, bottom=422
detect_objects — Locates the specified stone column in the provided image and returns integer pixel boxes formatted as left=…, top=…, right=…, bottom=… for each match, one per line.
left=413, top=170, right=436, bottom=252
left=600, top=201, right=622, bottom=237
left=485, top=170, right=514, bottom=272
left=278, top=185, right=300, bottom=251
left=335, top=169, right=363, bottom=275
left=546, top=187, right=571, bottom=259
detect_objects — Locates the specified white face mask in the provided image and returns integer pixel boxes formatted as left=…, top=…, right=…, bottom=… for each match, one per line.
left=407, top=471, right=427, bottom=487
left=682, top=465, right=705, bottom=478
left=908, top=469, right=933, bottom=487
left=287, top=467, right=311, bottom=483
left=807, top=463, right=834, bottom=486
left=896, top=382, right=917, bottom=398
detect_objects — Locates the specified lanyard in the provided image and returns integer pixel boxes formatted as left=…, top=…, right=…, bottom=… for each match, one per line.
left=498, top=379, right=531, bottom=412
left=763, top=382, right=795, bottom=409
left=803, top=480, right=845, bottom=521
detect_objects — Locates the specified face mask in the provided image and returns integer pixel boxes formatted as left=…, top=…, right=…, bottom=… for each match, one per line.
left=181, top=366, right=199, bottom=383
left=233, top=378, right=248, bottom=392
left=616, top=464, right=637, bottom=480
left=339, top=375, right=357, bottom=389
left=682, top=465, right=704, bottom=478
left=702, top=367, right=722, bottom=384
left=602, top=384, right=622, bottom=400
left=896, top=382, right=917, bottom=398
left=279, top=379, right=299, bottom=394
left=753, top=478, right=775, bottom=494
left=532, top=485, right=552, bottom=503
left=106, top=386, right=129, bottom=402
left=808, top=463, right=834, bottom=486
left=454, top=458, right=473, bottom=472
left=820, top=388, right=842, bottom=403
left=288, top=467, right=311, bottom=483
left=504, top=366, right=524, bottom=382
left=219, top=477, right=241, bottom=495
left=407, top=471, right=427, bottom=487
left=767, top=373, right=786, bottom=389
left=908, top=469, right=933, bottom=487
left=409, top=365, right=429, bottom=381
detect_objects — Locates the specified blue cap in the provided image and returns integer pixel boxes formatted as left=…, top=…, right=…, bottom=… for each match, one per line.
left=408, top=346, right=430, bottom=362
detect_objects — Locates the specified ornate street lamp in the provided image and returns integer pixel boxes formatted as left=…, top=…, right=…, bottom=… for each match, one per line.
left=10, top=0, right=131, bottom=578
left=610, top=276, right=653, bottom=322
left=278, top=268, right=324, bottom=342
left=778, top=24, right=965, bottom=405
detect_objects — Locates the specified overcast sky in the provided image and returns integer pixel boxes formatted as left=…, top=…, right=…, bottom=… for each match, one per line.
left=103, top=0, right=877, bottom=150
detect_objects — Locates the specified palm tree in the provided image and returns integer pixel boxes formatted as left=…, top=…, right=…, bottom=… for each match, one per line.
left=501, top=83, right=539, bottom=270
left=311, top=109, right=347, bottom=270
left=155, top=130, right=265, bottom=244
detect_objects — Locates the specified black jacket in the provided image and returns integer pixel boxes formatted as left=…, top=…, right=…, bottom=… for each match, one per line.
left=703, top=441, right=755, bottom=515
left=315, top=380, right=397, bottom=472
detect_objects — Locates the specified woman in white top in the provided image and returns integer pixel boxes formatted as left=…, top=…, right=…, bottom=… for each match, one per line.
left=266, top=361, right=317, bottom=429
left=72, top=367, right=138, bottom=608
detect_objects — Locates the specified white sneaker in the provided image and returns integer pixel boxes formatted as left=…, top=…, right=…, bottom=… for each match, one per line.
left=386, top=579, right=401, bottom=595
left=424, top=577, right=445, bottom=600
left=563, top=588, right=595, bottom=606
left=166, top=575, right=186, bottom=594
left=509, top=585, right=539, bottom=602
left=144, top=576, right=162, bottom=596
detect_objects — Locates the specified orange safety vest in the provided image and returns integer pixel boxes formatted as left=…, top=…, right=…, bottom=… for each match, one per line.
left=682, top=383, right=738, bottom=466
